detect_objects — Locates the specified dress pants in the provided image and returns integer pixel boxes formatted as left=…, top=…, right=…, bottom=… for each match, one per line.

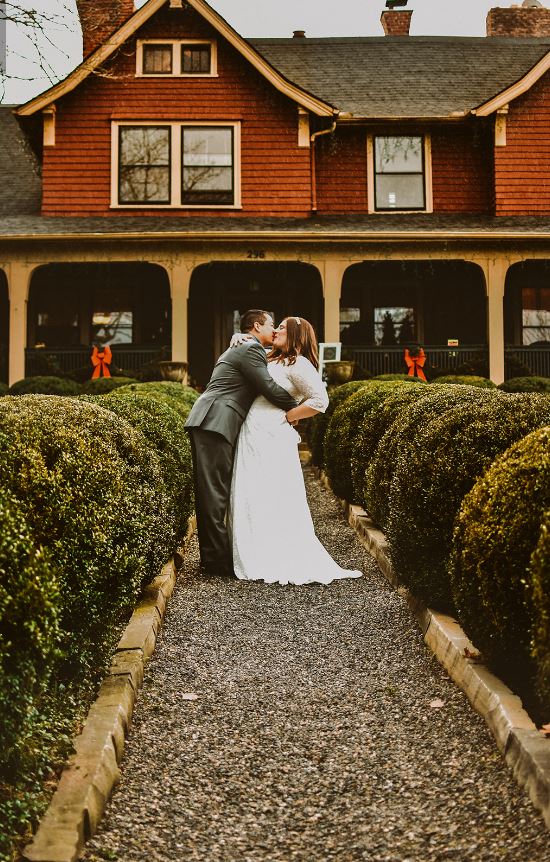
left=187, top=427, right=234, bottom=575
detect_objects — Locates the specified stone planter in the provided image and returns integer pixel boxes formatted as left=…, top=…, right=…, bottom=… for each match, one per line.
left=325, top=360, right=355, bottom=385
left=158, top=361, right=188, bottom=384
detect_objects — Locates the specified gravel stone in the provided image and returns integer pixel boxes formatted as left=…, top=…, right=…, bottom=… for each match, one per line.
left=82, top=469, right=550, bottom=862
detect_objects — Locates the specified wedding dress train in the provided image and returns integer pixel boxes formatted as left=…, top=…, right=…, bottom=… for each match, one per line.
left=229, top=355, right=362, bottom=585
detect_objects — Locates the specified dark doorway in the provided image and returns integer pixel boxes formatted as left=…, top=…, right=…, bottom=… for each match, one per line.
left=189, top=262, right=323, bottom=387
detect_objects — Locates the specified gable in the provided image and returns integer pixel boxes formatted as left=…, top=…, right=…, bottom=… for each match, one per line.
left=16, top=0, right=335, bottom=118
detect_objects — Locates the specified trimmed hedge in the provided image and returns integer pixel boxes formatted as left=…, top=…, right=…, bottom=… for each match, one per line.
left=81, top=376, right=139, bottom=394
left=499, top=376, right=550, bottom=393
left=309, top=380, right=370, bottom=467
left=531, top=508, right=550, bottom=712
left=451, top=427, right=550, bottom=712
left=433, top=375, right=496, bottom=389
left=385, top=389, right=550, bottom=611
left=372, top=374, right=427, bottom=384
left=0, top=488, right=59, bottom=772
left=99, top=392, right=194, bottom=539
left=113, top=381, right=198, bottom=420
left=324, top=381, right=407, bottom=502
left=9, top=376, right=81, bottom=396
left=355, top=384, right=434, bottom=515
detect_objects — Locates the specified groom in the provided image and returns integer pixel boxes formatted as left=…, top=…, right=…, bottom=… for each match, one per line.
left=185, top=309, right=298, bottom=578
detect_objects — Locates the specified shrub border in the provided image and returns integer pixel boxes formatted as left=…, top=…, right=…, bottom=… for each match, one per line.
left=21, top=516, right=196, bottom=862
left=315, top=468, right=550, bottom=832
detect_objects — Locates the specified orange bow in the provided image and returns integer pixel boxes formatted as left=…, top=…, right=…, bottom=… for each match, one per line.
left=91, top=344, right=112, bottom=379
left=404, top=348, right=427, bottom=382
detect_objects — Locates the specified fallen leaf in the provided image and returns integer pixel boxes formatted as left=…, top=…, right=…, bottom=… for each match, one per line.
left=429, top=698, right=445, bottom=709
left=463, top=647, right=482, bottom=662
left=181, top=692, right=199, bottom=701
left=539, top=723, right=550, bottom=737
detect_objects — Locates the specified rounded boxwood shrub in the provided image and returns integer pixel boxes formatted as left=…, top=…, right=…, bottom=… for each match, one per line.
left=499, top=376, right=550, bottom=393
left=372, top=374, right=427, bottom=384
left=433, top=375, right=496, bottom=389
left=386, top=389, right=550, bottom=611
left=451, top=427, right=550, bottom=712
left=81, top=376, right=139, bottom=394
left=98, top=392, right=194, bottom=540
left=309, top=380, right=370, bottom=467
left=9, top=376, right=81, bottom=396
left=324, top=381, right=407, bottom=502
left=354, top=384, right=434, bottom=515
left=0, top=396, right=166, bottom=676
left=0, top=487, right=60, bottom=773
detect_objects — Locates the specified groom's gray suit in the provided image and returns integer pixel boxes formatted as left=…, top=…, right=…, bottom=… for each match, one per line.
left=185, top=337, right=297, bottom=576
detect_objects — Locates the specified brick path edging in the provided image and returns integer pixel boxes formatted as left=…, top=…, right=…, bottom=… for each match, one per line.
left=22, top=516, right=197, bottom=862
left=315, top=469, right=550, bottom=831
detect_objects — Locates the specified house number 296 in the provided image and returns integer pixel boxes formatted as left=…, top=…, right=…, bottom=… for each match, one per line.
left=247, top=250, right=266, bottom=259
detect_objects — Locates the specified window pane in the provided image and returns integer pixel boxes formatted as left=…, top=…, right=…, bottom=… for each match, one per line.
left=120, top=166, right=170, bottom=203
left=143, top=44, right=172, bottom=74
left=375, top=136, right=423, bottom=173
left=374, top=307, right=415, bottom=346
left=375, top=174, right=425, bottom=210
left=182, top=127, right=233, bottom=204
left=120, top=127, right=170, bottom=167
left=92, top=311, right=133, bottom=346
left=183, top=128, right=232, bottom=166
left=182, top=44, right=211, bottom=73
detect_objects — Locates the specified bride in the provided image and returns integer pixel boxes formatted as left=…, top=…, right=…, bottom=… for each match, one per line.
left=229, top=316, right=362, bottom=585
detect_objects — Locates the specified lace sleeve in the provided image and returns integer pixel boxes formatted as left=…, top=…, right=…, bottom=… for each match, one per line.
left=288, top=356, right=329, bottom=413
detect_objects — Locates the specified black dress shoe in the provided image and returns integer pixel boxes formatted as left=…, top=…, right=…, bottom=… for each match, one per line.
left=200, top=564, right=235, bottom=579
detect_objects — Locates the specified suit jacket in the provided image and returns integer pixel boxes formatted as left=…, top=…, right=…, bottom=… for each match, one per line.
left=185, top=338, right=298, bottom=445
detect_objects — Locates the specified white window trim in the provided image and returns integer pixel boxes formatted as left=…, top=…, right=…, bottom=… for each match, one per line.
left=110, top=120, right=241, bottom=209
left=136, top=38, right=218, bottom=77
left=367, top=133, right=433, bottom=214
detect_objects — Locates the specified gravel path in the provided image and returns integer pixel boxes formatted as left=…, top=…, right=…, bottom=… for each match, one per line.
left=82, top=469, right=550, bottom=862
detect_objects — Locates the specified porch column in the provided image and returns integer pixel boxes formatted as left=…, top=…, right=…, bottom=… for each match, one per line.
left=485, top=258, right=507, bottom=385
left=7, top=262, right=33, bottom=387
left=165, top=261, right=194, bottom=363
left=320, top=260, right=348, bottom=342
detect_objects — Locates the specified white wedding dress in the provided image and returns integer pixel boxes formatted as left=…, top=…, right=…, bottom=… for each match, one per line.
left=229, top=355, right=362, bottom=585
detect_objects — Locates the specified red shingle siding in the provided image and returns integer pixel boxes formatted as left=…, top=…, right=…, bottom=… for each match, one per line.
left=431, top=125, right=492, bottom=213
left=315, top=127, right=368, bottom=213
left=41, top=5, right=312, bottom=216
left=494, top=72, right=550, bottom=215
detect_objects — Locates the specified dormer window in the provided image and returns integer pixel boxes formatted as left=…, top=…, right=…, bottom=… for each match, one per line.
left=367, top=134, right=433, bottom=213
left=137, top=39, right=217, bottom=77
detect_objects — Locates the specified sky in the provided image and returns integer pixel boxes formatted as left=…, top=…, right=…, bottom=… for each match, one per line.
left=0, top=0, right=524, bottom=104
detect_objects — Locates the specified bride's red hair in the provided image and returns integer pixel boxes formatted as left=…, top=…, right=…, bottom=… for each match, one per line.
left=268, top=317, right=319, bottom=370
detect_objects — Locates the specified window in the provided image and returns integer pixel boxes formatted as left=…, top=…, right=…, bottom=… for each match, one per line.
left=113, top=122, right=240, bottom=208
left=119, top=126, right=171, bottom=204
left=137, top=39, right=217, bottom=76
left=182, top=127, right=233, bottom=205
left=374, top=307, right=415, bottom=345
left=92, top=311, right=133, bottom=346
left=182, top=43, right=211, bottom=74
left=522, top=286, right=550, bottom=345
left=142, top=43, right=172, bottom=74
left=373, top=136, right=425, bottom=211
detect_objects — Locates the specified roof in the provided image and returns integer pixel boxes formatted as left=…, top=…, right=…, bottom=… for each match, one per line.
left=3, top=213, right=550, bottom=241
left=16, top=0, right=334, bottom=118
left=0, top=107, right=41, bottom=215
left=250, top=36, right=550, bottom=118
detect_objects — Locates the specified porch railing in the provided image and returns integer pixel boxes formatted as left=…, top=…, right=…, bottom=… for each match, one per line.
left=25, top=346, right=169, bottom=378
left=343, top=345, right=550, bottom=379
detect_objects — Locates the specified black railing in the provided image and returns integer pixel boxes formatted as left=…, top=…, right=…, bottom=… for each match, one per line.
left=343, top=344, right=550, bottom=379
left=25, top=346, right=169, bottom=377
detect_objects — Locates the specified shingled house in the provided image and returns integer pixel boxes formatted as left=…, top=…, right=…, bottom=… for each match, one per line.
left=2, top=0, right=550, bottom=385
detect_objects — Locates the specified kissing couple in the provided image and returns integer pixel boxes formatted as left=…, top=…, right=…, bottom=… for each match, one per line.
left=184, top=309, right=362, bottom=585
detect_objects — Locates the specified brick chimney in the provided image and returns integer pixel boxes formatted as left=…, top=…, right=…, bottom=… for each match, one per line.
left=76, top=0, right=136, bottom=57
left=381, top=9, right=413, bottom=36
left=487, top=3, right=550, bottom=37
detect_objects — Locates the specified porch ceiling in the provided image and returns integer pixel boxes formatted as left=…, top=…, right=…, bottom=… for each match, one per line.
left=4, top=214, right=550, bottom=242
